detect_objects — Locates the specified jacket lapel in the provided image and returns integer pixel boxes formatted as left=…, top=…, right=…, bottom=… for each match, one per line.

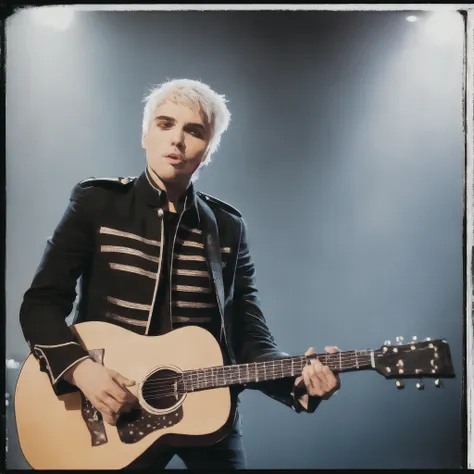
left=197, top=197, right=225, bottom=322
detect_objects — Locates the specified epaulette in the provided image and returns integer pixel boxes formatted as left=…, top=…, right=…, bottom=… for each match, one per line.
left=197, top=191, right=242, bottom=217
left=78, top=176, right=136, bottom=189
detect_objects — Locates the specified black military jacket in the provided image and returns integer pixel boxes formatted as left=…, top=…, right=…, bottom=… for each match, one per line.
left=19, top=168, right=320, bottom=413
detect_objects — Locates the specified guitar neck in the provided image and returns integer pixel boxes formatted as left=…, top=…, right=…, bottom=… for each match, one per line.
left=183, top=350, right=374, bottom=391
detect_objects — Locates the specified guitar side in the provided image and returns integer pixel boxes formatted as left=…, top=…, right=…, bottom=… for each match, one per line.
left=14, top=322, right=234, bottom=470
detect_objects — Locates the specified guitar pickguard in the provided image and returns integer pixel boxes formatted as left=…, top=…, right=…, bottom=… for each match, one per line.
left=80, top=392, right=108, bottom=446
left=116, top=406, right=184, bottom=444
left=80, top=349, right=108, bottom=446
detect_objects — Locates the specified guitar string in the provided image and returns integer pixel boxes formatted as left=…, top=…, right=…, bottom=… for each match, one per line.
left=138, top=353, right=373, bottom=385
left=139, top=358, right=372, bottom=398
left=139, top=356, right=373, bottom=392
left=140, top=353, right=437, bottom=400
left=139, top=354, right=373, bottom=390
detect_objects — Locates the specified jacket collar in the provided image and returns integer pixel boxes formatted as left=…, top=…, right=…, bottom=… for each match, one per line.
left=134, top=167, right=200, bottom=224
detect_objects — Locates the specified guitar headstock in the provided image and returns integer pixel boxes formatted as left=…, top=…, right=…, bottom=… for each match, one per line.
left=373, top=336, right=455, bottom=389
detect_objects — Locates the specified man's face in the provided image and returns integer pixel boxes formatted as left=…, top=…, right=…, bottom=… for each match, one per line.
left=142, top=99, right=210, bottom=185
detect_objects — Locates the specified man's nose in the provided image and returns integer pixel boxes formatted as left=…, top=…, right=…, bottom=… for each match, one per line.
left=170, top=128, right=185, bottom=148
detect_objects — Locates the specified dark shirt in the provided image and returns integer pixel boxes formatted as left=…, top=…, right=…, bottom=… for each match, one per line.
left=148, top=210, right=181, bottom=336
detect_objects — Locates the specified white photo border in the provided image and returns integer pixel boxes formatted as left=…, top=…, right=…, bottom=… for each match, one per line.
left=8, top=2, right=474, bottom=469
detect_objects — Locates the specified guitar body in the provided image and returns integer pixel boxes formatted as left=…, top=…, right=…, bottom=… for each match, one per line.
left=14, top=322, right=234, bottom=470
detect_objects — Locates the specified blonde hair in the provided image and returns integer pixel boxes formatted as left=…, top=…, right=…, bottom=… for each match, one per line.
left=142, top=79, right=231, bottom=169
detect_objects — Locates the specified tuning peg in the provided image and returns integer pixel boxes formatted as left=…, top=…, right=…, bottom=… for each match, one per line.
left=384, top=340, right=391, bottom=346
left=395, top=380, right=405, bottom=389
left=416, top=381, right=424, bottom=390
left=434, top=379, right=443, bottom=388
left=425, top=337, right=431, bottom=341
left=411, top=336, right=418, bottom=342
left=396, top=336, right=404, bottom=345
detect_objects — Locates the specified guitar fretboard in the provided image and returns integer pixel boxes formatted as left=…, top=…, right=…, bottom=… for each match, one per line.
left=182, top=350, right=374, bottom=391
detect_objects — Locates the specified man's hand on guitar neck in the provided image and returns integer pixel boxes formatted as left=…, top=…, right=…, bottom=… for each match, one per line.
left=294, top=346, right=341, bottom=410
left=63, top=358, right=139, bottom=426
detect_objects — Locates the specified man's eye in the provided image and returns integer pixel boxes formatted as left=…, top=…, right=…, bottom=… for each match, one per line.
left=159, top=122, right=172, bottom=129
left=189, top=129, right=204, bottom=138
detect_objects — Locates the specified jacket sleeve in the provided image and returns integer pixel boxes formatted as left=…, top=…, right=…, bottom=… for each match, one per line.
left=232, top=218, right=321, bottom=414
left=19, top=183, right=94, bottom=396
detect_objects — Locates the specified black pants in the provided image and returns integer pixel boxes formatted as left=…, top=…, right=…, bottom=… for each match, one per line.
left=126, top=410, right=246, bottom=470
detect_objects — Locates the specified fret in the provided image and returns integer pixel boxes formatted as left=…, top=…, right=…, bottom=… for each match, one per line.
left=184, top=349, right=375, bottom=392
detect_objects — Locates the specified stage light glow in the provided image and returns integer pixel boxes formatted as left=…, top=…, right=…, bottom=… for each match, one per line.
left=6, top=359, right=20, bottom=369
left=424, top=11, right=463, bottom=45
left=30, top=6, right=75, bottom=31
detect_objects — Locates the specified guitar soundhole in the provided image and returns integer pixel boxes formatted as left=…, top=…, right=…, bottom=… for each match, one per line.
left=115, top=367, right=186, bottom=444
left=141, top=368, right=186, bottom=411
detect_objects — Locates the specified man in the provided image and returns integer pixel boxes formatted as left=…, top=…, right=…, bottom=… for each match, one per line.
left=19, top=78, right=340, bottom=469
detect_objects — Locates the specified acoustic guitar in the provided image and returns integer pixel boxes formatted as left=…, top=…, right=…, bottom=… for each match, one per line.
left=14, top=321, right=455, bottom=469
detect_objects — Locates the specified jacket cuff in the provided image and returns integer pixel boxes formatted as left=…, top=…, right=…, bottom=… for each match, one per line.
left=291, top=383, right=323, bottom=414
left=32, top=342, right=91, bottom=396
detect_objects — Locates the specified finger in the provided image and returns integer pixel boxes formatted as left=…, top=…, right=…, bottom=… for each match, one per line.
left=93, top=398, right=118, bottom=426
left=321, top=365, right=338, bottom=390
left=302, top=366, right=315, bottom=395
left=310, top=359, right=330, bottom=391
left=114, top=372, right=136, bottom=388
left=304, top=347, right=315, bottom=356
left=303, top=364, right=324, bottom=397
left=324, top=346, right=340, bottom=353
left=108, top=379, right=138, bottom=404
left=111, top=380, right=139, bottom=404
left=100, top=393, right=123, bottom=415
